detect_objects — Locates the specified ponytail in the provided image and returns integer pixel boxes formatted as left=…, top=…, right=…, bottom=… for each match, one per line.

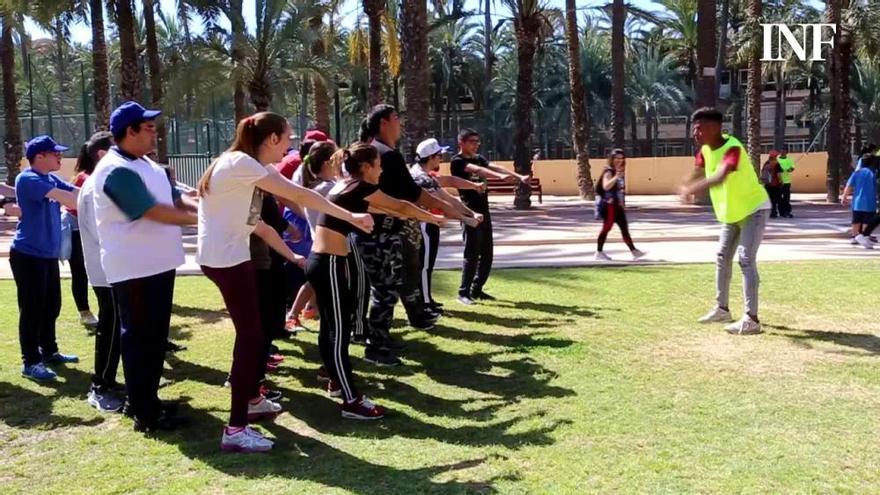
left=342, top=142, right=379, bottom=178
left=75, top=131, right=114, bottom=175
left=302, top=141, right=338, bottom=189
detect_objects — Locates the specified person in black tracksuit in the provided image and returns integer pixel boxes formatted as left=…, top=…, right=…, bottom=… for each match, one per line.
left=450, top=129, right=529, bottom=305
left=353, top=105, right=478, bottom=364
left=307, top=143, right=442, bottom=417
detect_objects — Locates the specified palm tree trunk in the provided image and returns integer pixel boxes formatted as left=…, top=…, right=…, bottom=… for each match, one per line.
left=230, top=1, right=247, bottom=123
left=731, top=68, right=743, bottom=137
left=364, top=0, right=384, bottom=106
left=564, top=0, right=593, bottom=199
left=1, top=11, right=22, bottom=184
left=311, top=16, right=331, bottom=133
left=143, top=0, right=167, bottom=162
left=53, top=19, right=67, bottom=113
left=714, top=0, right=730, bottom=102
left=645, top=107, right=654, bottom=156
left=840, top=32, right=852, bottom=183
left=400, top=0, right=431, bottom=153
left=484, top=0, right=493, bottom=113
left=826, top=1, right=842, bottom=202
left=696, top=0, right=717, bottom=107
left=610, top=0, right=625, bottom=149
left=90, top=0, right=111, bottom=130
left=746, top=0, right=762, bottom=172
left=774, top=64, right=785, bottom=151
left=115, top=0, right=142, bottom=102
left=512, top=23, right=539, bottom=210
left=630, top=110, right=638, bottom=156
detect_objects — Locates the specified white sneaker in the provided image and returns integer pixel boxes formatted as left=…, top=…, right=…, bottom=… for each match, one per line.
left=221, top=426, right=273, bottom=453
left=850, top=236, right=859, bottom=245
left=630, top=249, right=646, bottom=260
left=698, top=307, right=733, bottom=324
left=247, top=397, right=282, bottom=421
left=855, top=234, right=874, bottom=249
left=725, top=315, right=763, bottom=335
left=80, top=310, right=98, bottom=327
left=594, top=251, right=612, bottom=261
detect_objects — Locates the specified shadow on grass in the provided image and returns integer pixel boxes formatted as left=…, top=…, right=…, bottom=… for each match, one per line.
left=441, top=308, right=567, bottom=329
left=0, top=364, right=104, bottom=429
left=770, top=325, right=880, bottom=355
left=171, top=304, right=228, bottom=325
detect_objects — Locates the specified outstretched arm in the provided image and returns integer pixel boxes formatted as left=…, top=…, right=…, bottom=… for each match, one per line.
left=254, top=221, right=306, bottom=267
left=367, top=190, right=444, bottom=225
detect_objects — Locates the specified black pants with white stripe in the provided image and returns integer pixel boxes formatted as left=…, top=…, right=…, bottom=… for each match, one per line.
left=419, top=223, right=440, bottom=305
left=92, top=286, right=121, bottom=389
left=348, top=236, right=370, bottom=337
left=306, top=252, right=359, bottom=402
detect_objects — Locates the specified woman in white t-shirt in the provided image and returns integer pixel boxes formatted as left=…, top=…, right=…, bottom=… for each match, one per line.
left=196, top=112, right=373, bottom=453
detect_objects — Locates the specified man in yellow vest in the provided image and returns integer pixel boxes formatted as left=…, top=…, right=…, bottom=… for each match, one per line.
left=777, top=149, right=795, bottom=218
left=680, top=108, right=770, bottom=335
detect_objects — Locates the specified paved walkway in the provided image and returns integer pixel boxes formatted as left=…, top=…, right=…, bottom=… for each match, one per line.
left=0, top=194, right=874, bottom=279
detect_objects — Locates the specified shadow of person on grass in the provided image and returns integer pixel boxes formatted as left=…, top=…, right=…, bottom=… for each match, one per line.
left=769, top=325, right=880, bottom=355
left=0, top=376, right=103, bottom=430
left=145, top=392, right=509, bottom=494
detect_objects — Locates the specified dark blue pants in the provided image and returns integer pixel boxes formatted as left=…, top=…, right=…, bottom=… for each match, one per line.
left=9, top=249, right=61, bottom=366
left=459, top=210, right=493, bottom=297
left=112, top=270, right=175, bottom=422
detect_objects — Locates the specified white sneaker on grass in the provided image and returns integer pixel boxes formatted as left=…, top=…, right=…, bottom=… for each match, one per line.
left=698, top=307, right=733, bottom=324
left=594, top=251, right=612, bottom=261
left=221, top=426, right=273, bottom=453
left=247, top=397, right=282, bottom=421
left=855, top=234, right=874, bottom=249
left=630, top=249, right=646, bottom=261
left=725, top=315, right=763, bottom=335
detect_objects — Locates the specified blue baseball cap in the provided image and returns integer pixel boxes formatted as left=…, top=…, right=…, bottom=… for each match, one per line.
left=25, top=135, right=69, bottom=162
left=110, top=101, right=161, bottom=136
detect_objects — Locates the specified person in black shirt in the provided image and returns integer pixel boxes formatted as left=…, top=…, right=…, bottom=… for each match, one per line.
left=307, top=143, right=441, bottom=418
left=354, top=105, right=479, bottom=363
left=450, top=128, right=528, bottom=305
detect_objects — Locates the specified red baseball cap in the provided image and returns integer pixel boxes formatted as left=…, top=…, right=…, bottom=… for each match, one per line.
left=304, top=129, right=330, bottom=142
left=276, top=151, right=302, bottom=179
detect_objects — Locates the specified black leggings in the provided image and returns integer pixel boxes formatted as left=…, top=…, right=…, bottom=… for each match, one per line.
left=419, top=222, right=440, bottom=305
left=306, top=252, right=359, bottom=402
left=92, top=286, right=121, bottom=388
left=70, top=230, right=91, bottom=312
left=597, top=202, right=636, bottom=252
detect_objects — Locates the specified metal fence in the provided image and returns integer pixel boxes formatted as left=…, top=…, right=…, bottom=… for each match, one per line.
left=169, top=153, right=213, bottom=187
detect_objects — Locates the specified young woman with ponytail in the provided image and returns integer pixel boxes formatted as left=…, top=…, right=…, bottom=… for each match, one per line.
left=196, top=112, right=373, bottom=452
left=307, top=142, right=444, bottom=419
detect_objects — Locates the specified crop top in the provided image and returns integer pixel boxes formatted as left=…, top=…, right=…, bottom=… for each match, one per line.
left=317, top=179, right=379, bottom=236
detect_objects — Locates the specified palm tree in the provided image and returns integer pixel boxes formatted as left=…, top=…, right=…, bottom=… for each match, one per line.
left=1, top=9, right=21, bottom=184
left=363, top=0, right=384, bottom=105
left=826, top=0, right=843, bottom=202
left=627, top=46, right=687, bottom=156
left=610, top=0, right=625, bottom=149
left=745, top=0, right=762, bottom=171
left=655, top=0, right=698, bottom=154
left=115, top=0, right=142, bottom=102
left=90, top=0, right=111, bottom=129
left=400, top=0, right=431, bottom=149
left=143, top=0, right=167, bottom=161
left=564, top=0, right=592, bottom=198
left=502, top=0, right=549, bottom=210
left=695, top=0, right=716, bottom=107
left=852, top=58, right=880, bottom=146
left=309, top=7, right=330, bottom=133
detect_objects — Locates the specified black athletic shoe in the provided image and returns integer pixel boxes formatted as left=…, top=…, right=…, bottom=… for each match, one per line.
left=364, top=348, right=402, bottom=367
left=472, top=290, right=496, bottom=301
left=424, top=308, right=443, bottom=320
left=351, top=334, right=368, bottom=346
left=134, top=412, right=187, bottom=433
left=166, top=341, right=187, bottom=353
left=260, top=385, right=283, bottom=402
left=410, top=319, right=436, bottom=331
left=87, top=385, right=124, bottom=413
left=368, top=329, right=407, bottom=351
left=430, top=301, right=444, bottom=309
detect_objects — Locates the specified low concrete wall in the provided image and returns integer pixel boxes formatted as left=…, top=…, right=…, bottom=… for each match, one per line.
left=439, top=152, right=829, bottom=195
left=37, top=152, right=829, bottom=196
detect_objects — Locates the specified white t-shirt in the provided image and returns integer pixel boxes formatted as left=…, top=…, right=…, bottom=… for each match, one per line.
left=196, top=151, right=271, bottom=268
left=92, top=148, right=186, bottom=284
left=292, top=165, right=305, bottom=186
left=305, top=179, right=335, bottom=237
left=76, top=174, right=108, bottom=287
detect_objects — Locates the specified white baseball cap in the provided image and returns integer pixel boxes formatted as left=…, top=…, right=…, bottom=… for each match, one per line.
left=416, top=138, right=449, bottom=159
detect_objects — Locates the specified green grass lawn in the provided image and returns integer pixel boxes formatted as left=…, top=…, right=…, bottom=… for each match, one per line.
left=1, top=260, right=880, bottom=494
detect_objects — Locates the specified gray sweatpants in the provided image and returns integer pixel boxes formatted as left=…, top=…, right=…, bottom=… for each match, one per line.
left=716, top=209, right=769, bottom=317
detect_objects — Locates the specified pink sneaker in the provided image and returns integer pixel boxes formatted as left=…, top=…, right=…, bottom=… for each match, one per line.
left=247, top=396, right=282, bottom=422
left=341, top=395, right=385, bottom=420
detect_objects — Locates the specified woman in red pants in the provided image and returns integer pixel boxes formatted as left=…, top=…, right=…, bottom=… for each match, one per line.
left=594, top=149, right=646, bottom=262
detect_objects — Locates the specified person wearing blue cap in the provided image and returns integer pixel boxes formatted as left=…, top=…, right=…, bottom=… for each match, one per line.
left=91, top=101, right=197, bottom=432
left=11, top=135, right=81, bottom=382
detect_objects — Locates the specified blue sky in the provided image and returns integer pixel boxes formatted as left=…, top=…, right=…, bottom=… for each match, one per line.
left=26, top=0, right=664, bottom=44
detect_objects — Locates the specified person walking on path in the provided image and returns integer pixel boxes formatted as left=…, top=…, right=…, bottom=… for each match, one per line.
left=681, top=107, right=771, bottom=335
left=777, top=149, right=795, bottom=218
left=76, top=131, right=125, bottom=412
left=450, top=129, right=528, bottom=305
left=842, top=153, right=877, bottom=250
left=197, top=111, right=372, bottom=452
left=92, top=102, right=196, bottom=432
left=760, top=151, right=783, bottom=218
left=593, top=149, right=646, bottom=262
left=11, top=135, right=81, bottom=382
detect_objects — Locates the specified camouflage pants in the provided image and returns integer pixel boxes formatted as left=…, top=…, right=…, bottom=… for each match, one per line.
left=353, top=219, right=426, bottom=334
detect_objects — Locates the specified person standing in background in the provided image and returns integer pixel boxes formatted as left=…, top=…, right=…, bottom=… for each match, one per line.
left=777, top=149, right=795, bottom=218
left=67, top=144, right=102, bottom=328
left=760, top=151, right=782, bottom=219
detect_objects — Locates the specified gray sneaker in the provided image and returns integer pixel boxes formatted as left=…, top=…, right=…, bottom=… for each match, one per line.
left=724, top=316, right=763, bottom=335
left=698, top=307, right=733, bottom=324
